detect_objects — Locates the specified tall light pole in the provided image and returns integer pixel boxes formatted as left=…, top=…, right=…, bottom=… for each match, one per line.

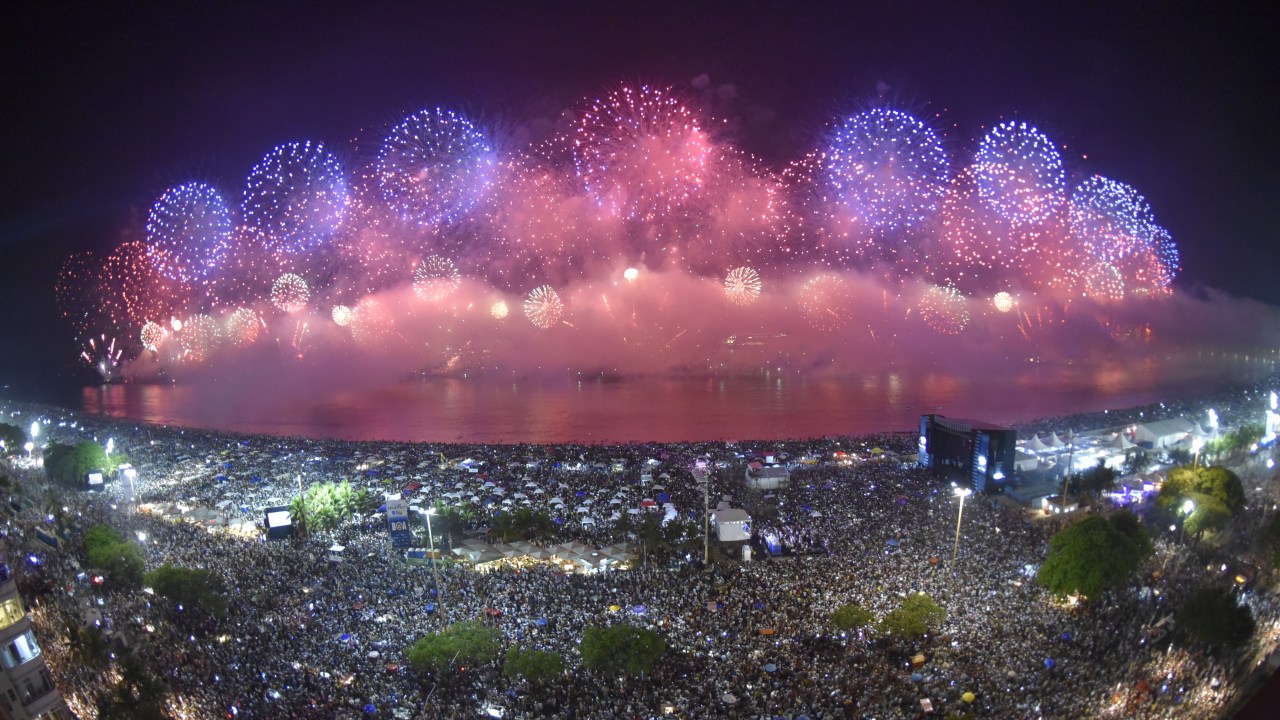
left=26, top=421, right=39, bottom=459
left=296, top=474, right=307, bottom=538
left=703, top=472, right=711, bottom=568
left=950, top=487, right=972, bottom=573
left=1061, top=430, right=1075, bottom=512
left=425, top=507, right=446, bottom=626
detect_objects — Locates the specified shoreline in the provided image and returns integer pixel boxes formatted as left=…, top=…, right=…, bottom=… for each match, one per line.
left=5, top=368, right=1275, bottom=449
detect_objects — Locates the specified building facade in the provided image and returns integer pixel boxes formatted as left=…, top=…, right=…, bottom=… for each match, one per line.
left=0, top=559, right=70, bottom=720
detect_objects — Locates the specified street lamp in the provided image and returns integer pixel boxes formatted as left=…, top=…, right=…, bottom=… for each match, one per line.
left=1060, top=430, right=1076, bottom=510
left=950, top=487, right=972, bottom=573
left=1180, top=499, right=1195, bottom=543
left=424, top=507, right=446, bottom=626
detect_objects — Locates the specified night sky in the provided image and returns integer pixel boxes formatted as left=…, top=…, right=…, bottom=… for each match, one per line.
left=2, top=1, right=1277, bottom=390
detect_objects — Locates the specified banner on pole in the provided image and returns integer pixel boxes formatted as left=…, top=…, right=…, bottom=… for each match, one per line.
left=385, top=496, right=412, bottom=548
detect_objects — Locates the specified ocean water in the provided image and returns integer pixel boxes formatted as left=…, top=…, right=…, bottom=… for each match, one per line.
left=72, top=353, right=1272, bottom=444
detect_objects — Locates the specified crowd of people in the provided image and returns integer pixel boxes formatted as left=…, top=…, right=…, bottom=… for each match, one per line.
left=0, top=380, right=1278, bottom=719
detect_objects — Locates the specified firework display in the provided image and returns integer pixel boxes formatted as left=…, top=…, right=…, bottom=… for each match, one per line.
left=524, top=285, right=564, bottom=329
left=243, top=142, right=348, bottom=255
left=573, top=85, right=711, bottom=222
left=1069, top=175, right=1157, bottom=263
left=348, top=297, right=393, bottom=346
left=270, top=274, right=311, bottom=314
left=1082, top=262, right=1126, bottom=302
left=825, top=108, right=948, bottom=233
left=1150, top=226, right=1180, bottom=287
left=931, top=166, right=1019, bottom=291
left=225, top=308, right=262, bottom=346
left=139, top=321, right=166, bottom=351
left=992, top=291, right=1015, bottom=313
left=974, top=121, right=1065, bottom=226
left=57, top=82, right=1192, bottom=377
left=179, top=314, right=220, bottom=362
left=378, top=108, right=495, bottom=227
left=799, top=275, right=854, bottom=331
left=331, top=305, right=354, bottom=327
left=144, top=182, right=234, bottom=282
left=918, top=285, right=971, bottom=335
left=724, top=266, right=762, bottom=306
left=412, top=255, right=462, bottom=301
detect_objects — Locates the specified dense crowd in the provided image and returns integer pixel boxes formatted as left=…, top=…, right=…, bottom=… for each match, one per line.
left=1, top=384, right=1278, bottom=719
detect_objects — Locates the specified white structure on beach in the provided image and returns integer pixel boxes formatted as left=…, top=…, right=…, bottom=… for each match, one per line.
left=743, top=464, right=790, bottom=490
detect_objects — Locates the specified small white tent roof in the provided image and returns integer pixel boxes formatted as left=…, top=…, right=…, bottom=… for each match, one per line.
left=1023, top=435, right=1049, bottom=452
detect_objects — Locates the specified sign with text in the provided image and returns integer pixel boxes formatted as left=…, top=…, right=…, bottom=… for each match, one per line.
left=385, top=496, right=413, bottom=548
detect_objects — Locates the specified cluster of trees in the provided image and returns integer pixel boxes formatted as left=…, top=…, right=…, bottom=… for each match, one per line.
left=82, top=524, right=145, bottom=588
left=406, top=620, right=502, bottom=672
left=66, top=623, right=169, bottom=719
left=489, top=507, right=556, bottom=543
left=288, top=480, right=378, bottom=534
left=579, top=623, right=667, bottom=675
left=829, top=593, right=947, bottom=640
left=616, top=512, right=696, bottom=562
left=1205, top=423, right=1265, bottom=460
left=0, top=423, right=25, bottom=454
left=431, top=504, right=474, bottom=546
left=406, top=619, right=664, bottom=678
left=1037, top=510, right=1152, bottom=599
left=44, top=441, right=128, bottom=489
left=1157, top=465, right=1245, bottom=540
left=1176, top=586, right=1256, bottom=650
left=1065, top=460, right=1118, bottom=498
left=144, top=564, right=228, bottom=621
left=503, top=648, right=565, bottom=681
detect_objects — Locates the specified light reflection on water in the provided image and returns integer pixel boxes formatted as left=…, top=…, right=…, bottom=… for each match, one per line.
left=79, top=357, right=1270, bottom=444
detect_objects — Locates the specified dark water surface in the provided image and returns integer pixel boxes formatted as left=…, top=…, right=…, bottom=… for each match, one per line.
left=70, top=354, right=1272, bottom=444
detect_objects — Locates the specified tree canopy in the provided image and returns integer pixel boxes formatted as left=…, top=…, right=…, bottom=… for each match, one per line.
left=1037, top=511, right=1152, bottom=599
left=1265, top=514, right=1280, bottom=570
left=1206, top=423, right=1264, bottom=458
left=44, top=441, right=128, bottom=489
left=1158, top=465, right=1245, bottom=515
left=0, top=424, right=26, bottom=454
left=1071, top=460, right=1117, bottom=496
left=503, top=648, right=565, bottom=682
left=580, top=623, right=667, bottom=675
left=405, top=620, right=501, bottom=673
left=879, top=593, right=947, bottom=639
left=95, top=649, right=168, bottom=720
left=82, top=524, right=144, bottom=588
left=490, top=506, right=555, bottom=543
left=144, top=564, right=228, bottom=620
left=289, top=480, right=376, bottom=534
left=830, top=602, right=874, bottom=632
left=1177, top=586, right=1255, bottom=650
